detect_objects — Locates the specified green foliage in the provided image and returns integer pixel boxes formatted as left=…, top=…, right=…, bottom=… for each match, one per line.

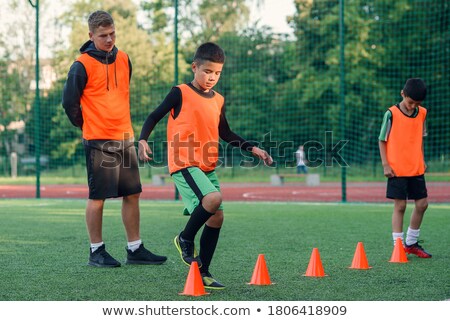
left=1, top=0, right=449, bottom=185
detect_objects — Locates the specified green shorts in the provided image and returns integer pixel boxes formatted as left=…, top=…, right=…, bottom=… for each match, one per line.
left=172, top=167, right=223, bottom=214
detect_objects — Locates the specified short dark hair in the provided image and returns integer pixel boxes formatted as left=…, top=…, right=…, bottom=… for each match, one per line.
left=88, top=11, right=114, bottom=32
left=403, top=78, right=426, bottom=101
left=193, top=42, right=225, bottom=64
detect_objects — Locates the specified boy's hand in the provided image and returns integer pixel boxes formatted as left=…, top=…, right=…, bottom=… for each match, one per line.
left=383, top=164, right=395, bottom=178
left=252, top=147, right=273, bottom=166
left=138, top=140, right=153, bottom=161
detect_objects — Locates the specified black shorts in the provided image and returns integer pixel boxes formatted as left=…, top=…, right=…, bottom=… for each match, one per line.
left=84, top=139, right=142, bottom=200
left=386, top=175, right=428, bottom=200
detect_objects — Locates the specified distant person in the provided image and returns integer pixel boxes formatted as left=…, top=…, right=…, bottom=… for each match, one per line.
left=378, top=78, right=431, bottom=258
left=62, top=10, right=167, bottom=267
left=295, top=145, right=308, bottom=174
left=139, top=42, right=273, bottom=289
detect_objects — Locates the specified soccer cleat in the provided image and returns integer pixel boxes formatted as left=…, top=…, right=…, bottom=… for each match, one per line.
left=404, top=241, right=432, bottom=258
left=174, top=233, right=202, bottom=267
left=126, top=243, right=167, bottom=265
left=88, top=244, right=121, bottom=268
left=201, top=272, right=225, bottom=290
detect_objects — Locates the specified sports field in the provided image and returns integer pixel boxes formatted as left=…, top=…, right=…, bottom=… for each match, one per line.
left=1, top=199, right=448, bottom=301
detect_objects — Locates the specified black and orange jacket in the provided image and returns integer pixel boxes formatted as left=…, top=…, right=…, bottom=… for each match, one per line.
left=385, top=105, right=427, bottom=176
left=62, top=40, right=134, bottom=141
left=139, top=83, right=255, bottom=174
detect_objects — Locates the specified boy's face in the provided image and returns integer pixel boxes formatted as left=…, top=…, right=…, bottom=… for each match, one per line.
left=191, top=60, right=223, bottom=92
left=401, top=90, right=422, bottom=112
left=89, top=24, right=116, bottom=52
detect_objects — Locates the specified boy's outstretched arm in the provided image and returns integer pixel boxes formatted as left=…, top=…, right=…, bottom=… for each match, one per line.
left=138, top=87, right=182, bottom=162
left=218, top=106, right=272, bottom=165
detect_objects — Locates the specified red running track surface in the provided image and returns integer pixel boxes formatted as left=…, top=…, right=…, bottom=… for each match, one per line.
left=1, top=182, right=449, bottom=203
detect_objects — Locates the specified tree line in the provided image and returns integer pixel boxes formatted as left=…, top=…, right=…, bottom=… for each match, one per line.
left=1, top=0, right=448, bottom=175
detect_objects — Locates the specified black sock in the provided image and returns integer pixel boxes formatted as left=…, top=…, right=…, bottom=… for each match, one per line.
left=199, top=225, right=221, bottom=274
left=181, top=204, right=214, bottom=241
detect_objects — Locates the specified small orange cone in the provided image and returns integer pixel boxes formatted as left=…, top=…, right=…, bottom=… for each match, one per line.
left=349, top=242, right=372, bottom=269
left=179, top=261, right=209, bottom=296
left=248, top=254, right=273, bottom=285
left=389, top=237, right=408, bottom=263
left=303, top=248, right=327, bottom=277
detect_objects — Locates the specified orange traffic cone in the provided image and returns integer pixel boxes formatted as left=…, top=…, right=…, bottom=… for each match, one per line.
left=389, top=237, right=408, bottom=263
left=349, top=242, right=372, bottom=269
left=248, top=254, right=273, bottom=285
left=303, top=248, right=327, bottom=277
left=179, top=261, right=210, bottom=296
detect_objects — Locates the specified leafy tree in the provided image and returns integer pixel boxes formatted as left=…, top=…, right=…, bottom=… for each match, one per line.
left=0, top=1, right=39, bottom=162
left=0, top=60, right=29, bottom=174
left=141, top=0, right=259, bottom=50
left=371, top=0, right=450, bottom=161
left=286, top=0, right=393, bottom=167
left=3, top=0, right=448, bottom=177
left=284, top=0, right=449, bottom=169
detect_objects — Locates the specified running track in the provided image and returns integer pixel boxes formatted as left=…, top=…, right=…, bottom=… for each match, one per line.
left=1, top=182, right=449, bottom=203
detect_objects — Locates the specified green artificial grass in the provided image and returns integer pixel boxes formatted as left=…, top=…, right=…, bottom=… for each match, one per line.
left=0, top=199, right=448, bottom=301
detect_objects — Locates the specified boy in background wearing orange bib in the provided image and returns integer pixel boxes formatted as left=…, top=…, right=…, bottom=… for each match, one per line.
left=378, top=78, right=431, bottom=258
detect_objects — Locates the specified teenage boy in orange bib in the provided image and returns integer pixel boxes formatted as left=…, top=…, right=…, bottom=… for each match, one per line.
left=62, top=10, right=167, bottom=267
left=139, top=42, right=273, bottom=289
left=378, top=78, right=431, bottom=258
